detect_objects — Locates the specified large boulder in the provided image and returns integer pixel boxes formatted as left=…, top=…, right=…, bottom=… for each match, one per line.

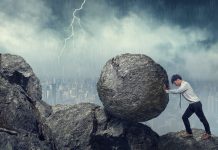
left=0, top=53, right=54, bottom=149
left=159, top=129, right=218, bottom=150
left=0, top=53, right=52, bottom=118
left=45, top=103, right=159, bottom=150
left=97, top=53, right=169, bottom=122
left=0, top=53, right=41, bottom=102
left=0, top=75, right=39, bottom=133
left=0, top=132, right=52, bottom=150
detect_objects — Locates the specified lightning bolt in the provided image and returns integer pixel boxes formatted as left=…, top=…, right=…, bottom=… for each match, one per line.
left=58, top=0, right=87, bottom=64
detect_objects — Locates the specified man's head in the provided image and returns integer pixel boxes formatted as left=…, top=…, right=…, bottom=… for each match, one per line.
left=171, top=74, right=182, bottom=86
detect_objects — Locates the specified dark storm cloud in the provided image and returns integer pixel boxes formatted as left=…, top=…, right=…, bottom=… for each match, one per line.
left=107, top=0, right=218, bottom=27
left=42, top=0, right=218, bottom=37
left=0, top=0, right=218, bottom=80
left=106, top=0, right=218, bottom=43
left=151, top=0, right=218, bottom=41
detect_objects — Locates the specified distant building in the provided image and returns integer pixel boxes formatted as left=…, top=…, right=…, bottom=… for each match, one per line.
left=41, top=78, right=100, bottom=105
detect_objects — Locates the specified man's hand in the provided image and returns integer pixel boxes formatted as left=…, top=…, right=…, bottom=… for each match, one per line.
left=163, top=84, right=169, bottom=93
left=163, top=84, right=168, bottom=90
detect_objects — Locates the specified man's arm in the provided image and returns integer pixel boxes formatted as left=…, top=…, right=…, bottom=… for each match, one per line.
left=165, top=83, right=188, bottom=94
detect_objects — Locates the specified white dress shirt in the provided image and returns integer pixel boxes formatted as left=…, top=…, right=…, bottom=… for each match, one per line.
left=166, top=80, right=200, bottom=103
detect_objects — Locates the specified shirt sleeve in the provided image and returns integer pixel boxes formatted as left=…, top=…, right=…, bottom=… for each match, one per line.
left=166, top=82, right=188, bottom=94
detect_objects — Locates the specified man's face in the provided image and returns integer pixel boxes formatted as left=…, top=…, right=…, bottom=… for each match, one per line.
left=173, top=79, right=182, bottom=86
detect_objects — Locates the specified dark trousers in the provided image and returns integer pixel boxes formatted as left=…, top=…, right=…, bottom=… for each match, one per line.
left=182, top=101, right=211, bottom=134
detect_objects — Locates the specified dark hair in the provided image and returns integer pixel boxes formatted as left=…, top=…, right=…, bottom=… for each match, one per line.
left=171, top=74, right=182, bottom=84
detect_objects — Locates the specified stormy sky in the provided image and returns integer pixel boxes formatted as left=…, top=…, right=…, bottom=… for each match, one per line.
left=0, top=0, right=218, bottom=80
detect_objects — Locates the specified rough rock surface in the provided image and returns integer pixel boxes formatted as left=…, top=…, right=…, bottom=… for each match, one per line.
left=97, top=53, right=169, bottom=122
left=0, top=53, right=52, bottom=118
left=0, top=75, right=40, bottom=133
left=45, top=103, right=159, bottom=150
left=1, top=53, right=41, bottom=102
left=0, top=53, right=54, bottom=149
left=159, top=129, right=218, bottom=150
left=0, top=132, right=52, bottom=150
left=36, top=100, right=53, bottom=119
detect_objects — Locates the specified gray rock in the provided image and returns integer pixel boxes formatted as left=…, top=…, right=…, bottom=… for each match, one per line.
left=0, top=53, right=54, bottom=149
left=0, top=53, right=52, bottom=119
left=0, top=53, right=41, bottom=102
left=36, top=100, right=53, bottom=119
left=0, top=132, right=52, bottom=150
left=0, top=75, right=39, bottom=133
left=52, top=104, right=73, bottom=114
left=97, top=53, right=169, bottom=122
left=159, top=129, right=218, bottom=150
left=45, top=103, right=159, bottom=150
left=0, top=74, right=54, bottom=150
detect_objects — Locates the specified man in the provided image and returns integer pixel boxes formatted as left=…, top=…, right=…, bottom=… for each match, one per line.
left=165, top=74, right=211, bottom=140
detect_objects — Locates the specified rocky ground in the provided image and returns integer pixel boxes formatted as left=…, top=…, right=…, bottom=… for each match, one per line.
left=159, top=129, right=218, bottom=150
